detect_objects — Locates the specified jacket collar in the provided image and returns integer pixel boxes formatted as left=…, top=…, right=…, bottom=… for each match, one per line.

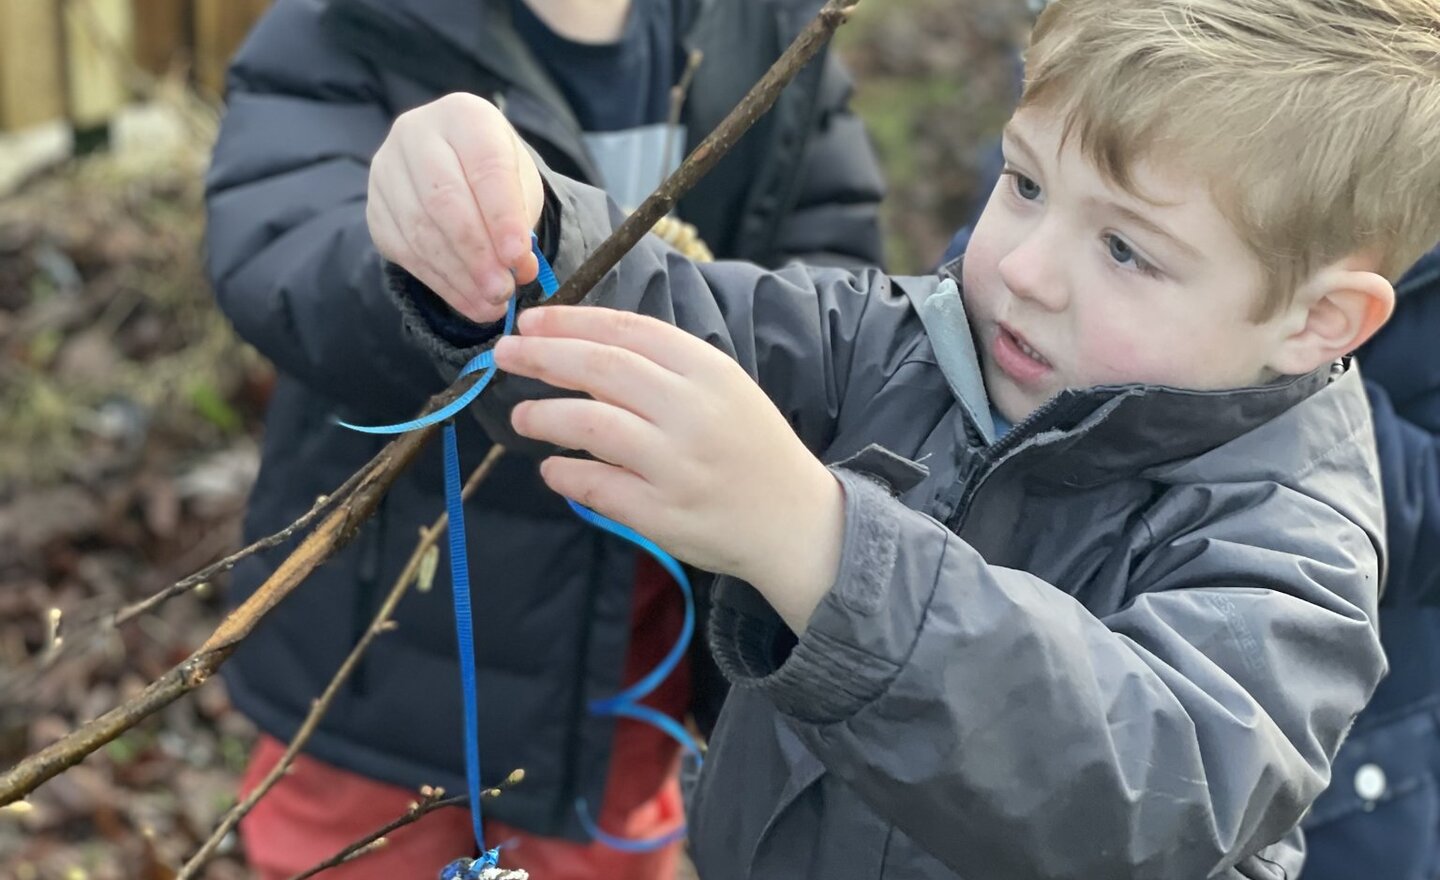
left=320, top=0, right=740, bottom=183
left=322, top=0, right=554, bottom=98
left=320, top=0, right=592, bottom=171
left=320, top=0, right=717, bottom=111
left=1012, top=364, right=1335, bottom=488
left=916, top=265, right=1335, bottom=485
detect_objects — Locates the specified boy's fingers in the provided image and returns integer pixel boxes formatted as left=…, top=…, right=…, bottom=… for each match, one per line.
left=537, top=456, right=656, bottom=536
left=511, top=398, right=665, bottom=477
left=494, top=335, right=684, bottom=422
left=398, top=130, right=511, bottom=306
left=514, top=307, right=730, bottom=379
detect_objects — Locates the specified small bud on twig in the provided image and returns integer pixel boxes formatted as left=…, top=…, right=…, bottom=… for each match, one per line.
left=417, top=545, right=440, bottom=593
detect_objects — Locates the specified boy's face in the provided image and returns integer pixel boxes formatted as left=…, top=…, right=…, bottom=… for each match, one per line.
left=962, top=106, right=1296, bottom=424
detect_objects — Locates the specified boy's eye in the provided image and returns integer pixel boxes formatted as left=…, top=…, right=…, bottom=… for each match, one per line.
left=1104, top=233, right=1159, bottom=276
left=1012, top=173, right=1042, bottom=201
left=1106, top=234, right=1136, bottom=264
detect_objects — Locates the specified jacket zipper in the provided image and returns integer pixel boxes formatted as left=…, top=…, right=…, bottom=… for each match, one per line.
left=942, top=395, right=1087, bottom=533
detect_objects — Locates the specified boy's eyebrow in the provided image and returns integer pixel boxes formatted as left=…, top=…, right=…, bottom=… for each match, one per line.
left=1001, top=124, right=1038, bottom=161
left=1103, top=201, right=1202, bottom=261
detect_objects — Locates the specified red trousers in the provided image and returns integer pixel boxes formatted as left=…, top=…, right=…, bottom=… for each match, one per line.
left=238, top=734, right=683, bottom=879
left=238, top=557, right=689, bottom=880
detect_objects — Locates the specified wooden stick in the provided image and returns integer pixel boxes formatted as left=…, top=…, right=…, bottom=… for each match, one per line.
left=176, top=446, right=506, bottom=878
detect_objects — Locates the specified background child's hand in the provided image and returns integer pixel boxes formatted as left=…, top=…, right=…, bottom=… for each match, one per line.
left=366, top=93, right=545, bottom=324
left=495, top=306, right=846, bottom=633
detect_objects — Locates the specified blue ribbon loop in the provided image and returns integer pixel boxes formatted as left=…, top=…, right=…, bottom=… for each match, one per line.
left=341, top=235, right=700, bottom=874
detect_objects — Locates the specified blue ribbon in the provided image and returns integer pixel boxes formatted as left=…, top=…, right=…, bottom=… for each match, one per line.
left=340, top=235, right=700, bottom=874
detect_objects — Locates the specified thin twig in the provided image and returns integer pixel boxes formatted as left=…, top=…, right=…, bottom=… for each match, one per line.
left=177, top=446, right=506, bottom=879
left=0, top=0, right=861, bottom=807
left=0, top=456, right=377, bottom=707
left=289, top=770, right=526, bottom=880
left=112, top=458, right=379, bottom=627
left=658, top=48, right=705, bottom=192
left=289, top=791, right=466, bottom=880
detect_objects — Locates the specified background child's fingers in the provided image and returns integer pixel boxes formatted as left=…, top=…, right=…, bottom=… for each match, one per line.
left=397, top=128, right=510, bottom=304
left=515, top=307, right=730, bottom=378
left=537, top=457, right=657, bottom=536
left=511, top=398, right=665, bottom=477
left=505, top=126, right=545, bottom=286
left=494, top=335, right=685, bottom=421
left=368, top=180, right=490, bottom=321
left=511, top=248, right=540, bottom=289
left=364, top=180, right=411, bottom=274
left=442, top=98, right=543, bottom=282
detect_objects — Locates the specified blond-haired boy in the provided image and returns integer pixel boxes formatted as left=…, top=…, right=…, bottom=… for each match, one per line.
left=364, top=0, right=1440, bottom=875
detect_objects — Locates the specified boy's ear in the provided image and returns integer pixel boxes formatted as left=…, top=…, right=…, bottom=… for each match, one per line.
left=1267, top=261, right=1395, bottom=376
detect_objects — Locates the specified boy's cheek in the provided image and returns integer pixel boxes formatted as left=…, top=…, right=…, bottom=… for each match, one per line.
left=1073, top=322, right=1216, bottom=391
left=1070, top=326, right=1161, bottom=389
left=959, top=247, right=997, bottom=312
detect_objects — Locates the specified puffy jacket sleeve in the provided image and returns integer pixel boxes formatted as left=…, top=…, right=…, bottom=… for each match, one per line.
left=708, top=407, right=1386, bottom=878
left=204, top=0, right=443, bottom=418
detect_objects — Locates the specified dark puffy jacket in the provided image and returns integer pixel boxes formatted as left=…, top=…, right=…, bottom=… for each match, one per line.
left=204, top=0, right=884, bottom=840
left=1301, top=249, right=1440, bottom=880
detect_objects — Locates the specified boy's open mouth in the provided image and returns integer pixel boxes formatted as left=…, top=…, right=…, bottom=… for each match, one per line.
left=993, top=323, right=1053, bottom=385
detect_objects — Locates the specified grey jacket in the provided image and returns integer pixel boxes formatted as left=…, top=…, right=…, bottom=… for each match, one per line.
left=403, top=172, right=1389, bottom=878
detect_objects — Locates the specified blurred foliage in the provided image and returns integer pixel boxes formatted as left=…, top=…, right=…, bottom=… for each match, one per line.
left=0, top=141, right=267, bottom=488
left=0, top=103, right=264, bottom=880
left=839, top=0, right=1028, bottom=271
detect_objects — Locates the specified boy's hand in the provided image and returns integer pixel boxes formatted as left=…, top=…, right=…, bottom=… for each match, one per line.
left=495, top=307, right=846, bottom=633
left=367, top=93, right=545, bottom=324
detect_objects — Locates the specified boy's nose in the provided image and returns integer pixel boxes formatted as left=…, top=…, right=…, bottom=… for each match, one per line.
left=998, top=224, right=1069, bottom=311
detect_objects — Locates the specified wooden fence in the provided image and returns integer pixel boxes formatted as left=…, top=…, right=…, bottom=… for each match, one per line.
left=0, top=0, right=272, bottom=132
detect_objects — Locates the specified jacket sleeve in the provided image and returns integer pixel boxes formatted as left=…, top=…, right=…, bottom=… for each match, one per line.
left=396, top=168, right=930, bottom=458
left=204, top=0, right=445, bottom=419
left=710, top=451, right=1386, bottom=878
left=766, top=54, right=887, bottom=269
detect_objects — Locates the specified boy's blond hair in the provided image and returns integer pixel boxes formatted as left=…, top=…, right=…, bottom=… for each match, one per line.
left=1023, top=0, right=1440, bottom=317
